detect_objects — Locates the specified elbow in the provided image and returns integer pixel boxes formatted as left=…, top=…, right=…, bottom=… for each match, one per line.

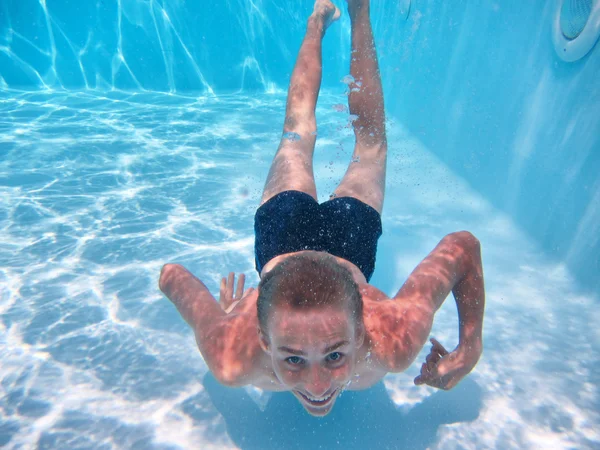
left=447, top=231, right=484, bottom=286
left=446, top=231, right=481, bottom=265
left=159, top=263, right=182, bottom=293
left=448, top=231, right=480, bottom=250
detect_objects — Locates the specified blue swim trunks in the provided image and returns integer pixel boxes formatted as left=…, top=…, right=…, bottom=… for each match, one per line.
left=254, top=190, right=382, bottom=282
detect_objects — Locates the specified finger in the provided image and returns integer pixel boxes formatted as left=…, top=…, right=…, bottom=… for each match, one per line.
left=417, top=372, right=444, bottom=390
left=426, top=351, right=442, bottom=367
left=426, top=357, right=435, bottom=372
left=424, top=360, right=443, bottom=382
left=415, top=363, right=433, bottom=386
left=430, top=338, right=449, bottom=356
left=243, top=287, right=254, bottom=297
left=235, top=273, right=245, bottom=300
left=430, top=337, right=447, bottom=353
left=219, top=277, right=227, bottom=304
left=420, top=362, right=432, bottom=378
left=226, top=272, right=235, bottom=300
left=426, top=351, right=442, bottom=362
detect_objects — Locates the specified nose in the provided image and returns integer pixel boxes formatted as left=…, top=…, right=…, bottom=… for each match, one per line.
left=304, top=365, right=332, bottom=398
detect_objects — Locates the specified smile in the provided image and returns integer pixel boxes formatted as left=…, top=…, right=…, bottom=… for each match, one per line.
left=296, top=388, right=338, bottom=407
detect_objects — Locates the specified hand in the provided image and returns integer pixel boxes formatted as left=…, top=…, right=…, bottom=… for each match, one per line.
left=219, top=272, right=254, bottom=313
left=414, top=338, right=479, bottom=390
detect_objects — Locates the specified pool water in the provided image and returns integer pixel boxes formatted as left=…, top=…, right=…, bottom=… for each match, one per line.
left=1, top=89, right=598, bottom=449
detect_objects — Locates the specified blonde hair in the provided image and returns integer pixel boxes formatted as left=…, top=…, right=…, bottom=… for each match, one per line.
left=257, top=252, right=363, bottom=335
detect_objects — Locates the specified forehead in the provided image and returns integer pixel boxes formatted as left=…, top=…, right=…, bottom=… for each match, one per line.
left=269, top=305, right=353, bottom=343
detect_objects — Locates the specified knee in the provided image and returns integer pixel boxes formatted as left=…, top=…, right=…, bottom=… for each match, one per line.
left=444, top=231, right=481, bottom=254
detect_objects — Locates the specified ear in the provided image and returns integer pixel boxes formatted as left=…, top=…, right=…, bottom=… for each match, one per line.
left=355, top=322, right=365, bottom=349
left=258, top=327, right=271, bottom=354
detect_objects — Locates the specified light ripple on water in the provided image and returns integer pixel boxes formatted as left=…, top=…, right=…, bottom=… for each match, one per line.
left=0, top=90, right=598, bottom=449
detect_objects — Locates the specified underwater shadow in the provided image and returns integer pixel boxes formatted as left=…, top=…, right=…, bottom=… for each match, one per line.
left=198, top=373, right=483, bottom=450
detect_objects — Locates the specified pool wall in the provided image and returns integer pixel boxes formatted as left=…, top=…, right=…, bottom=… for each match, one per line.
left=1, top=0, right=598, bottom=292
left=378, top=1, right=600, bottom=293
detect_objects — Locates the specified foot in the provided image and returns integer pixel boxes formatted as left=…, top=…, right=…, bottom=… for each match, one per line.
left=313, top=0, right=341, bottom=29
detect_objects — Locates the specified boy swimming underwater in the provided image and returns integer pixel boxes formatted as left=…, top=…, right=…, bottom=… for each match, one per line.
left=160, top=0, right=485, bottom=417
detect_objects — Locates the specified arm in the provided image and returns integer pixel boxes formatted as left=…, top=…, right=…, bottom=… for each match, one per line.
left=159, top=264, right=261, bottom=386
left=159, top=263, right=226, bottom=330
left=384, top=231, right=484, bottom=387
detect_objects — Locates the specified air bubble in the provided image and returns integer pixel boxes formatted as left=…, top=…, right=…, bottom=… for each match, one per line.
left=352, top=156, right=360, bottom=163
left=341, top=74, right=355, bottom=85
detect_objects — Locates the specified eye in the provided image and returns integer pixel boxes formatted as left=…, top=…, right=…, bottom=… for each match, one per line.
left=286, top=356, right=304, bottom=365
left=327, top=352, right=344, bottom=362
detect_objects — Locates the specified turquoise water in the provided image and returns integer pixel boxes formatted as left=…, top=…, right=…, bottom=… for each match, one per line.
left=1, top=90, right=599, bottom=449
left=1, top=0, right=600, bottom=449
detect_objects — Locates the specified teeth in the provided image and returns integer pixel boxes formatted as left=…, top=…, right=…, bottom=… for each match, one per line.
left=301, top=390, right=335, bottom=403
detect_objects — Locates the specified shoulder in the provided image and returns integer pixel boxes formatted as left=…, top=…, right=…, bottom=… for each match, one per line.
left=206, top=312, right=266, bottom=387
left=201, top=293, right=267, bottom=387
left=360, top=290, right=432, bottom=373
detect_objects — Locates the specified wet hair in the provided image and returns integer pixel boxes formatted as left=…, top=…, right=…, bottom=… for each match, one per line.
left=257, top=252, right=363, bottom=336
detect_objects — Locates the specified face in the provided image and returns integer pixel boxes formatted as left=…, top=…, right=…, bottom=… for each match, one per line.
left=260, top=304, right=364, bottom=417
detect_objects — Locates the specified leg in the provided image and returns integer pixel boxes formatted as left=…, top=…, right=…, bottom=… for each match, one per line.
left=332, top=0, right=387, bottom=214
left=260, top=0, right=341, bottom=205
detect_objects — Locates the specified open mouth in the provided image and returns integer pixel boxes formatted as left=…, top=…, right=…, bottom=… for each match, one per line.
left=296, top=388, right=338, bottom=407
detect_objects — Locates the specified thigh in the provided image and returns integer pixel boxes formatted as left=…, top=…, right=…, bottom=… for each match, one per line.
left=331, top=141, right=387, bottom=214
left=260, top=134, right=318, bottom=206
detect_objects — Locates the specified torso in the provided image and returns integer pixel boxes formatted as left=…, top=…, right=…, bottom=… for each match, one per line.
left=248, top=251, right=395, bottom=391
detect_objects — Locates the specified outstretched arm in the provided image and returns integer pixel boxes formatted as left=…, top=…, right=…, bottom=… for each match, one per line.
left=385, top=231, right=484, bottom=388
left=159, top=264, right=261, bottom=386
left=159, top=264, right=226, bottom=329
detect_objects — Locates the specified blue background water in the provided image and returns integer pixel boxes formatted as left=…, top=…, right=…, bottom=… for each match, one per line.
left=0, top=0, right=599, bottom=449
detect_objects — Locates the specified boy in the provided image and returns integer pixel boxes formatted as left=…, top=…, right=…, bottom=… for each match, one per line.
left=160, top=0, right=484, bottom=417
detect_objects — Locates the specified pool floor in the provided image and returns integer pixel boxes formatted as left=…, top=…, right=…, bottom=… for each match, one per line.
left=0, top=90, right=598, bottom=449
